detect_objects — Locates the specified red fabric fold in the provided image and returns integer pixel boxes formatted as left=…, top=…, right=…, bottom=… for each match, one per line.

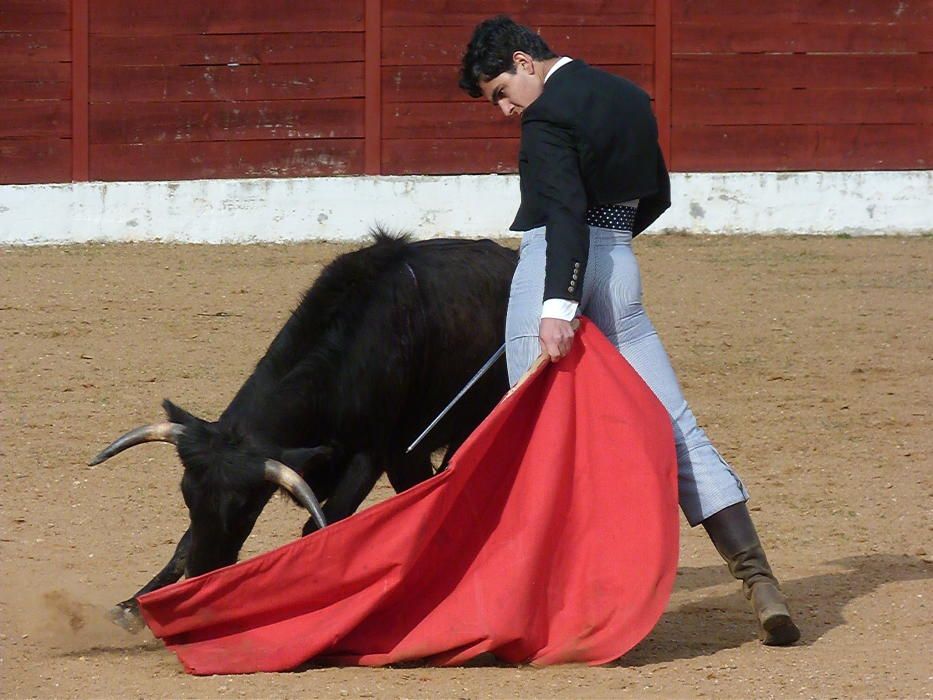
left=138, top=318, right=679, bottom=675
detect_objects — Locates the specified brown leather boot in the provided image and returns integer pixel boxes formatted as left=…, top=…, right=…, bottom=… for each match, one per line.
left=702, top=503, right=801, bottom=645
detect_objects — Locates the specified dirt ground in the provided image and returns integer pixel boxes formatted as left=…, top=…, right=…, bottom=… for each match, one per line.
left=1, top=235, right=931, bottom=699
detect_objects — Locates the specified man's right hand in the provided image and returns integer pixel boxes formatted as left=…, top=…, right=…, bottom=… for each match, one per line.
left=539, top=317, right=576, bottom=363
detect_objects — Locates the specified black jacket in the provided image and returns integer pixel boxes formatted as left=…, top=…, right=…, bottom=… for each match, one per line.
left=510, top=60, right=670, bottom=303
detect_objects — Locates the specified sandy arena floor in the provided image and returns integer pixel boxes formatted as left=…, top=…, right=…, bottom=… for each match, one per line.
left=1, top=235, right=931, bottom=698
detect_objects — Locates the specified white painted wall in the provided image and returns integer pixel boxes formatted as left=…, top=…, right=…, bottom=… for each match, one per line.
left=1, top=171, right=929, bottom=245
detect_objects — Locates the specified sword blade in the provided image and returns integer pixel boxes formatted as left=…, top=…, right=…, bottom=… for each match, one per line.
left=405, top=342, right=507, bottom=454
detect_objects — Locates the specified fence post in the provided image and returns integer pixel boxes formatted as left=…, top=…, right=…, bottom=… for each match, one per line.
left=364, top=0, right=382, bottom=174
left=71, top=0, right=89, bottom=181
left=654, top=0, right=672, bottom=167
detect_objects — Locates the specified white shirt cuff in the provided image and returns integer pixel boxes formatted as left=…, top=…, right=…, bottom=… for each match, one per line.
left=541, top=298, right=579, bottom=322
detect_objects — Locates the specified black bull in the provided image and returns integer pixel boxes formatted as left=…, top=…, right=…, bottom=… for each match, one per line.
left=91, top=233, right=517, bottom=630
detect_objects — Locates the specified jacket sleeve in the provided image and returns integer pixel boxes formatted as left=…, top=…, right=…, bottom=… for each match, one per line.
left=520, top=115, right=589, bottom=303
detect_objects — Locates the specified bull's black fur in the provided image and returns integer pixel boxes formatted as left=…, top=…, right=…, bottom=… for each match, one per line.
left=115, top=231, right=517, bottom=618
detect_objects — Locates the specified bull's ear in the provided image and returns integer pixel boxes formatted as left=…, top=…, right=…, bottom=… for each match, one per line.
left=280, top=446, right=334, bottom=473
left=162, top=399, right=208, bottom=427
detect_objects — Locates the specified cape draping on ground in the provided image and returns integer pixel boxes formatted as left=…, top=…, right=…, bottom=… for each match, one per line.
left=137, top=318, right=680, bottom=675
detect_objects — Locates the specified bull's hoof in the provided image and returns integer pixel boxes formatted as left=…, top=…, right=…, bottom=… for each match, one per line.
left=107, top=601, right=145, bottom=634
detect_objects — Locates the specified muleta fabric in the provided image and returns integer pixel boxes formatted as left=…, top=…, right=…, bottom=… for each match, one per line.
left=138, top=320, right=680, bottom=675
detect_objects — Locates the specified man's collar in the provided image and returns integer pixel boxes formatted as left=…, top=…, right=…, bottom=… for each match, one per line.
left=543, top=56, right=573, bottom=84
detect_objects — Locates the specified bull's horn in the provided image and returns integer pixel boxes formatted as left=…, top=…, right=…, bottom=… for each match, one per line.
left=263, top=459, right=328, bottom=530
left=89, top=422, right=185, bottom=466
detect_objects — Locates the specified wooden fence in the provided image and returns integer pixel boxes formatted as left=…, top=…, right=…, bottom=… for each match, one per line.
left=670, top=0, right=932, bottom=171
left=1, top=0, right=930, bottom=184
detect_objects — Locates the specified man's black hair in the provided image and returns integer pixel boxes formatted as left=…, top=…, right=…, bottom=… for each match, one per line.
left=459, top=15, right=557, bottom=98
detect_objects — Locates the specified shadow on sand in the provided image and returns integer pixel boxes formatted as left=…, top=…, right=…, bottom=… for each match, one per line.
left=617, top=553, right=932, bottom=666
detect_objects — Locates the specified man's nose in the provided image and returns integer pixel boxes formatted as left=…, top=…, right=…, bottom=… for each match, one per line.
left=499, top=100, right=515, bottom=117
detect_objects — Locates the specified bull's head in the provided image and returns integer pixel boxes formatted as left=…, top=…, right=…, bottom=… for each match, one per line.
left=90, top=399, right=330, bottom=577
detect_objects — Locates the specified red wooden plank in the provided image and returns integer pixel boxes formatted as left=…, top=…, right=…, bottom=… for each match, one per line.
left=90, top=1, right=365, bottom=35
left=545, top=26, right=654, bottom=65
left=384, top=66, right=491, bottom=103
left=673, top=88, right=933, bottom=126
left=383, top=101, right=519, bottom=139
left=90, top=33, right=364, bottom=67
left=673, top=0, right=930, bottom=23
left=0, top=137, right=71, bottom=184
left=382, top=138, right=520, bottom=175
left=0, top=64, right=71, bottom=99
left=0, top=31, right=71, bottom=63
left=90, top=99, right=364, bottom=144
left=0, top=1, right=70, bottom=31
left=89, top=139, right=365, bottom=180
left=90, top=63, right=365, bottom=102
left=382, top=25, right=654, bottom=66
left=655, top=0, right=672, bottom=166
left=671, top=124, right=930, bottom=171
left=674, top=54, right=931, bottom=90
left=0, top=100, right=71, bottom=137
left=383, top=64, right=655, bottom=103
left=72, top=0, right=89, bottom=180
left=674, top=20, right=933, bottom=54
left=383, top=0, right=655, bottom=26
left=385, top=95, right=659, bottom=138
left=365, top=0, right=382, bottom=173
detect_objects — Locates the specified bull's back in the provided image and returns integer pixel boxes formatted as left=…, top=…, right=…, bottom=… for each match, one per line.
left=408, top=239, right=515, bottom=367
left=223, top=235, right=516, bottom=456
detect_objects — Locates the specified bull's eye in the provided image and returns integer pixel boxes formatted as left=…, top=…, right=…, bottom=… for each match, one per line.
left=217, top=501, right=236, bottom=534
left=217, top=493, right=250, bottom=534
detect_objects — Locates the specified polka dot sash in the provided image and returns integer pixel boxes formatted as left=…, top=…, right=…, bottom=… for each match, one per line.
left=584, top=204, right=637, bottom=231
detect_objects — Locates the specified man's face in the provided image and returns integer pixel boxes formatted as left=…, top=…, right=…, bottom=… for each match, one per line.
left=480, top=52, right=543, bottom=118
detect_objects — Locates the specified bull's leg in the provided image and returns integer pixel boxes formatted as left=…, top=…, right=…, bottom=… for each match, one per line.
left=387, top=449, right=434, bottom=492
left=302, top=452, right=382, bottom=536
left=109, top=528, right=192, bottom=633
left=436, top=427, right=474, bottom=473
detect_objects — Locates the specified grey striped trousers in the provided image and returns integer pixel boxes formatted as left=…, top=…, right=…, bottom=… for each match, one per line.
left=506, top=226, right=749, bottom=526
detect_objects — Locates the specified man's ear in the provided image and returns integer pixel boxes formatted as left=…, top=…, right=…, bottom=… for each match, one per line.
left=280, top=446, right=334, bottom=474
left=512, top=50, right=535, bottom=73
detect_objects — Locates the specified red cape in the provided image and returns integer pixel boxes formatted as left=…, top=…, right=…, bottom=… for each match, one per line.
left=138, top=319, right=679, bottom=674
